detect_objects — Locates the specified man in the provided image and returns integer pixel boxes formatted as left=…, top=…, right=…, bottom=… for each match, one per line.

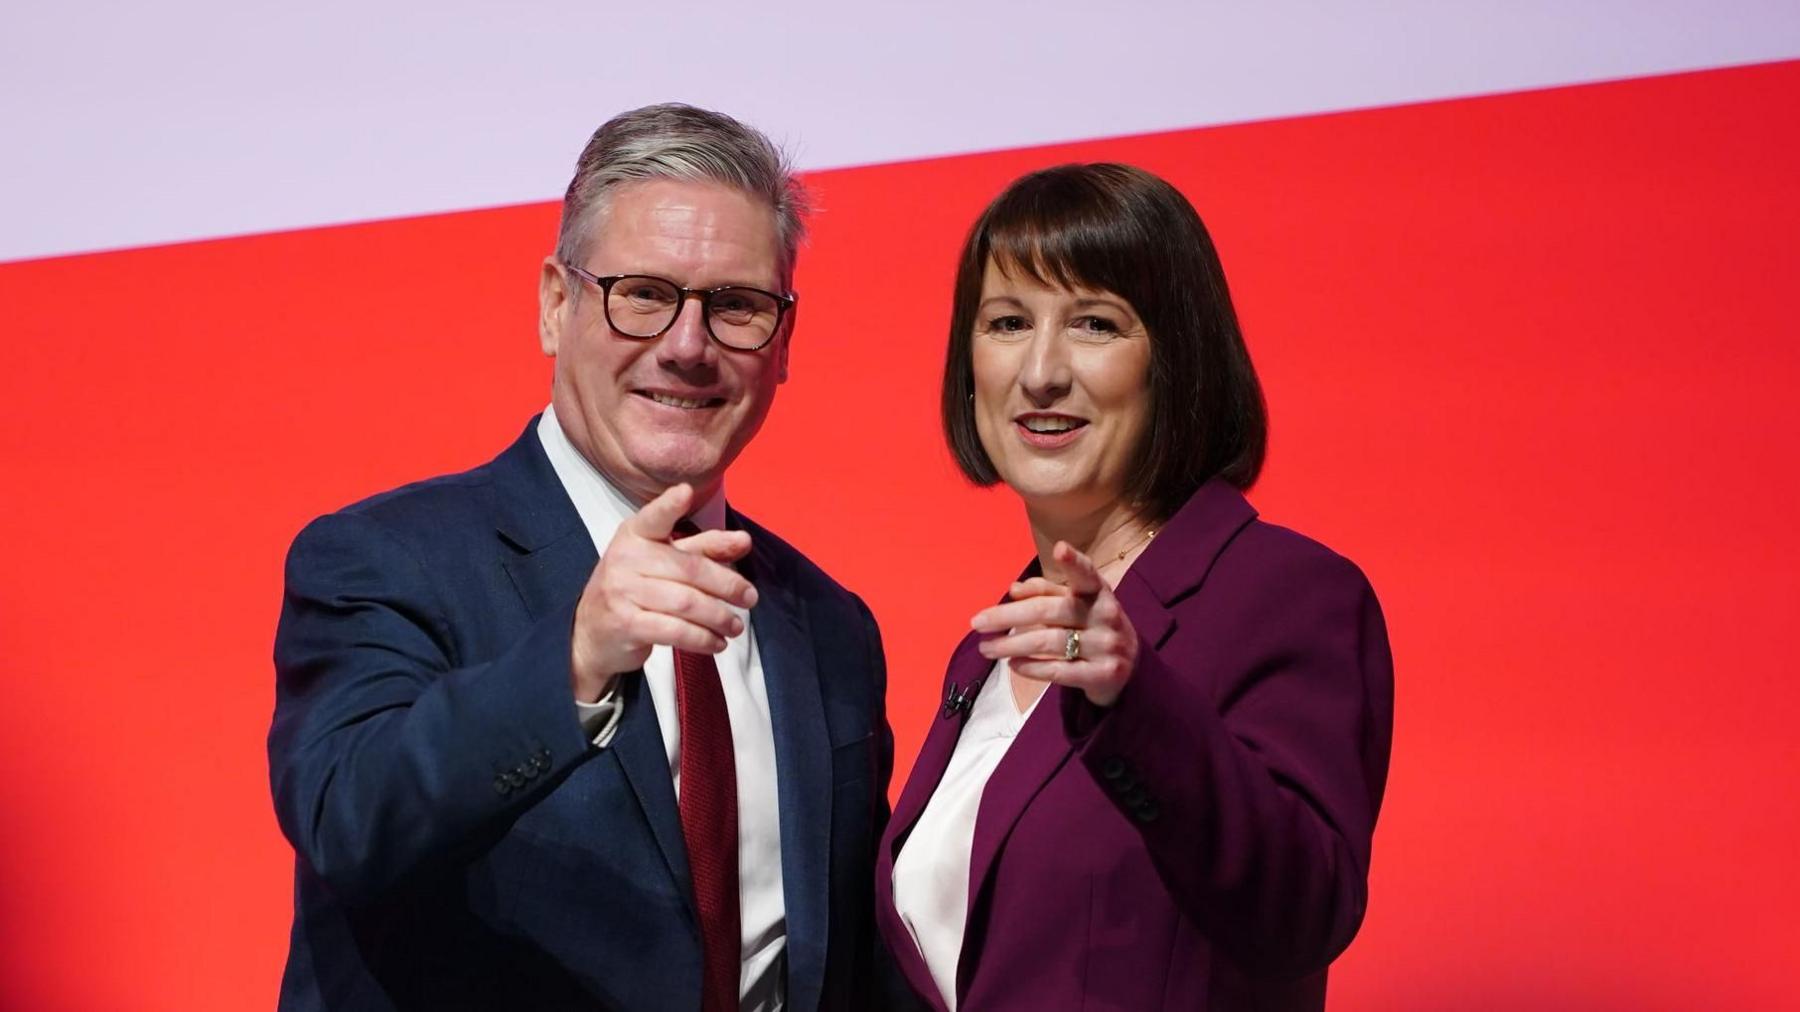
left=269, top=104, right=893, bottom=1011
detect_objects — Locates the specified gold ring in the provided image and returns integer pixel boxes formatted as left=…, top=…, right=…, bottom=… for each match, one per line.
left=1063, top=629, right=1081, bottom=661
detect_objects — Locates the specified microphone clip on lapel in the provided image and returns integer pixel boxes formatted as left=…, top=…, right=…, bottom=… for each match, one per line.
left=941, top=676, right=986, bottom=719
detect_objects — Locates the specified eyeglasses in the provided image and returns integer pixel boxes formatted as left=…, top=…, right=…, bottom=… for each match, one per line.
left=563, top=265, right=795, bottom=352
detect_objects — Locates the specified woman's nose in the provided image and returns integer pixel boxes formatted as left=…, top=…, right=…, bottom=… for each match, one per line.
left=1018, top=331, right=1072, bottom=406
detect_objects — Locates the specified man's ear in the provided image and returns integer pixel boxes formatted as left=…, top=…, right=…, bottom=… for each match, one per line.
left=774, top=302, right=797, bottom=383
left=538, top=256, right=569, bottom=357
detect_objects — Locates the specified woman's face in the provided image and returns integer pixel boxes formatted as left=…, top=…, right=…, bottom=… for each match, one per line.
left=970, top=258, right=1153, bottom=515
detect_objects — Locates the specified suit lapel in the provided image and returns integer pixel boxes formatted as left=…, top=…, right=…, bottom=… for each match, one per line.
left=490, top=419, right=693, bottom=902
left=871, top=631, right=986, bottom=1012
left=1131, top=478, right=1259, bottom=608
left=1112, top=570, right=1174, bottom=650
left=738, top=516, right=832, bottom=1012
left=888, top=632, right=989, bottom=855
left=956, top=682, right=1077, bottom=999
left=498, top=525, right=594, bottom=619
left=605, top=669, right=693, bottom=898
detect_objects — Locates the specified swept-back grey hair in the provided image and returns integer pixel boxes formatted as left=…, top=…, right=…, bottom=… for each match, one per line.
left=555, top=103, right=810, bottom=287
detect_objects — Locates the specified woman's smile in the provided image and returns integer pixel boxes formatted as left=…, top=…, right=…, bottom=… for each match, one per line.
left=1014, top=411, right=1090, bottom=449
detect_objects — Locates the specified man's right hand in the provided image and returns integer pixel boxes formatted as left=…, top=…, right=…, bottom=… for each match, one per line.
left=570, top=483, right=758, bottom=702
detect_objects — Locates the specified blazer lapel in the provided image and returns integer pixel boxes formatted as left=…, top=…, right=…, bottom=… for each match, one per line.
left=1131, top=478, right=1259, bottom=610
left=498, top=524, right=594, bottom=619
left=871, top=631, right=986, bottom=1012
left=491, top=416, right=593, bottom=609
left=887, top=632, right=990, bottom=855
left=738, top=518, right=833, bottom=1012
left=1098, top=478, right=1261, bottom=659
left=490, top=419, right=692, bottom=902
left=956, top=683, right=1077, bottom=1000
left=605, top=669, right=692, bottom=900
left=1112, top=571, right=1174, bottom=650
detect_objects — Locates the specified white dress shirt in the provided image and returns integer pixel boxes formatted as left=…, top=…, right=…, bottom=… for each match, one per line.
left=890, top=659, right=1043, bottom=1012
left=538, top=404, right=787, bottom=1012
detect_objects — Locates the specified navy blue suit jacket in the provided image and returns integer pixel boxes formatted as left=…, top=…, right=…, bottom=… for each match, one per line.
left=269, top=419, right=893, bottom=1010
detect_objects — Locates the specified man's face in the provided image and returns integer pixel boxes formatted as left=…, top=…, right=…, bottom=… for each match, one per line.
left=539, top=179, right=791, bottom=505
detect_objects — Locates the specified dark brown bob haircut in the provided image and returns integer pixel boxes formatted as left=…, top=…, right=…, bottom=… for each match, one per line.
left=941, top=163, right=1267, bottom=520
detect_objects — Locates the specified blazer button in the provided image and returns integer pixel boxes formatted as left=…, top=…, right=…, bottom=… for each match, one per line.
left=1100, top=757, right=1127, bottom=781
left=532, top=754, right=551, bottom=772
left=518, top=763, right=537, bottom=780
left=493, top=775, right=511, bottom=796
left=506, top=770, right=526, bottom=788
left=1134, top=801, right=1161, bottom=823
left=1122, top=784, right=1148, bottom=806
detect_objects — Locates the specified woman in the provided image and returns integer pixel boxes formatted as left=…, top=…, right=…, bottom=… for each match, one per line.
left=876, top=164, right=1394, bottom=1011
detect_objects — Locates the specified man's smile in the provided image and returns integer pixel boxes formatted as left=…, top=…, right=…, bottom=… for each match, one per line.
left=635, top=387, right=727, bottom=410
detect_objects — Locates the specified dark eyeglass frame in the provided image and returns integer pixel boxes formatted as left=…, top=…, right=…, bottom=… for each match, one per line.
left=563, top=264, right=796, bottom=352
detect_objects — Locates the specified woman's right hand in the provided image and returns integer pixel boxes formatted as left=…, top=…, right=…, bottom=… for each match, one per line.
left=971, top=541, right=1141, bottom=707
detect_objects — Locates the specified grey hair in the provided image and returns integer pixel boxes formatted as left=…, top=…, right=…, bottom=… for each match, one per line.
left=555, top=103, right=810, bottom=287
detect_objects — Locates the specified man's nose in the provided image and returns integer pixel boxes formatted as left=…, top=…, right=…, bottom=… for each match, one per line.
left=657, top=294, right=715, bottom=365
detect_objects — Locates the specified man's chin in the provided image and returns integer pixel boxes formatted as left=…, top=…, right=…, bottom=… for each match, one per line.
left=628, top=451, right=730, bottom=499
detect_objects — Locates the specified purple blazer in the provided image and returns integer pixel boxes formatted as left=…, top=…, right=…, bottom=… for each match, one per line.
left=876, top=480, right=1394, bottom=1011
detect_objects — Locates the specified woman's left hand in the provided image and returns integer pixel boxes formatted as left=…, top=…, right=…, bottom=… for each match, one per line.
left=972, top=542, right=1140, bottom=707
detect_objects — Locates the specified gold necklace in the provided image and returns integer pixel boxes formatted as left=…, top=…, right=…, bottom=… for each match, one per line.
left=1100, top=526, right=1157, bottom=568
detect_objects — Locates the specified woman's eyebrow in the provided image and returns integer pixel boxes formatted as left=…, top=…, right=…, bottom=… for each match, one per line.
left=1071, top=297, right=1130, bottom=312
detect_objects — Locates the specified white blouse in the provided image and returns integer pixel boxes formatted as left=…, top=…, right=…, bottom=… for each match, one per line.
left=891, top=658, right=1045, bottom=1011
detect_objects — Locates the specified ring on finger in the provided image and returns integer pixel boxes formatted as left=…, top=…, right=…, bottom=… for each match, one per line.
left=1063, top=629, right=1081, bottom=661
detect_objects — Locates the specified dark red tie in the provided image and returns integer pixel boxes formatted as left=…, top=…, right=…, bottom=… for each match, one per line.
left=673, top=520, right=740, bottom=1012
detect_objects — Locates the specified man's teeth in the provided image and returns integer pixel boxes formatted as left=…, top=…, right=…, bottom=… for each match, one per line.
left=649, top=392, right=711, bottom=409
left=1022, top=417, right=1082, bottom=433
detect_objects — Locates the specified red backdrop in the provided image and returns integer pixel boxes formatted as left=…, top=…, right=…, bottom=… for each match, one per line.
left=2, top=61, right=1796, bottom=1007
